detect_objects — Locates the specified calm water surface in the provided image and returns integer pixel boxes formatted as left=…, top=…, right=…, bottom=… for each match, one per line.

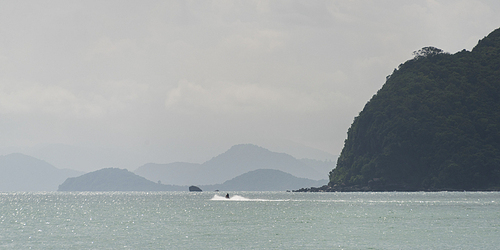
left=0, top=191, right=498, bottom=249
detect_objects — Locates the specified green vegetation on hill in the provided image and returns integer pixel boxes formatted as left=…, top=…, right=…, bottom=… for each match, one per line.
left=328, top=28, right=500, bottom=191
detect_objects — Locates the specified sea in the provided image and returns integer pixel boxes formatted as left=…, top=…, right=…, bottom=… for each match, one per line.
left=0, top=191, right=498, bottom=249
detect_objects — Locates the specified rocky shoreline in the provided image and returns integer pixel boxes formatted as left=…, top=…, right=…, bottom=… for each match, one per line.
left=293, top=184, right=500, bottom=192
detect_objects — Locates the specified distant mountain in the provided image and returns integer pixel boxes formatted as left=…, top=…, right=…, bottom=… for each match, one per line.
left=256, top=139, right=337, bottom=161
left=22, top=143, right=146, bottom=172
left=0, top=153, right=83, bottom=191
left=202, top=144, right=324, bottom=183
left=200, top=169, right=328, bottom=191
left=134, top=144, right=327, bottom=185
left=58, top=168, right=186, bottom=191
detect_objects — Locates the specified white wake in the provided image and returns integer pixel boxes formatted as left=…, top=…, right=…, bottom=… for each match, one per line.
left=210, top=194, right=278, bottom=201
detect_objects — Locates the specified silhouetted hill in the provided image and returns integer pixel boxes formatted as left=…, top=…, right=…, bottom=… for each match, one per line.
left=202, top=144, right=324, bottom=183
left=58, top=168, right=186, bottom=191
left=134, top=144, right=326, bottom=185
left=201, top=169, right=327, bottom=191
left=0, top=153, right=83, bottom=191
left=325, top=27, right=500, bottom=191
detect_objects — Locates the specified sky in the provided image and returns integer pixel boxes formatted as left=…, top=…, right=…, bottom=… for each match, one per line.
left=1, top=0, right=500, bottom=172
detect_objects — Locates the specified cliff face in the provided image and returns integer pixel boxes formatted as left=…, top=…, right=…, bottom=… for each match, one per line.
left=329, top=28, right=500, bottom=191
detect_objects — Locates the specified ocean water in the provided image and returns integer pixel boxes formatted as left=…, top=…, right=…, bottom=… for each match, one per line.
left=0, top=192, right=498, bottom=249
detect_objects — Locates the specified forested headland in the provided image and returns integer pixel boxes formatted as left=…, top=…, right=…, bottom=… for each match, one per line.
left=304, top=28, right=500, bottom=191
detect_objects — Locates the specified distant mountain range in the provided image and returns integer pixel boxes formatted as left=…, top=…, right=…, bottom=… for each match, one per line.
left=0, top=140, right=336, bottom=172
left=134, top=144, right=334, bottom=185
left=58, top=168, right=327, bottom=191
left=0, top=153, right=83, bottom=191
left=1, top=144, right=332, bottom=191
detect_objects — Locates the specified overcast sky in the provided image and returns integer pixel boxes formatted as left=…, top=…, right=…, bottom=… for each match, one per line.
left=1, top=0, right=499, bottom=171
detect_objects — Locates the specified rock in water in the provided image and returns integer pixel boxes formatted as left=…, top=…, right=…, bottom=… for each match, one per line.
left=189, top=185, right=202, bottom=192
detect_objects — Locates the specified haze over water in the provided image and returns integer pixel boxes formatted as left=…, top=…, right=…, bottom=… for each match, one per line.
left=1, top=191, right=498, bottom=249
left=2, top=1, right=500, bottom=172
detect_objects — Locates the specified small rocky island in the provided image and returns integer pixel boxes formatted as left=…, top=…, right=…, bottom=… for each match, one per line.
left=189, top=185, right=202, bottom=192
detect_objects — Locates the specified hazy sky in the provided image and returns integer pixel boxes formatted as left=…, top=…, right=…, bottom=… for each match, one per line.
left=1, top=0, right=499, bottom=171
